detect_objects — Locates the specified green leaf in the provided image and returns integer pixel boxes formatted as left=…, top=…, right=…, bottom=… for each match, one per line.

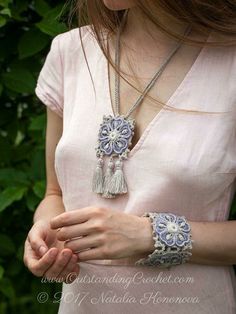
left=0, top=0, right=12, bottom=8
left=0, top=187, right=27, bottom=212
left=18, top=28, right=50, bottom=59
left=36, top=4, right=67, bottom=36
left=26, top=191, right=40, bottom=211
left=2, top=64, right=36, bottom=93
left=14, top=130, right=25, bottom=146
left=0, top=7, right=11, bottom=16
left=29, top=113, right=46, bottom=131
left=34, top=0, right=51, bottom=17
left=0, top=15, right=6, bottom=27
left=10, top=0, right=28, bottom=19
left=0, top=168, right=29, bottom=185
left=33, top=180, right=45, bottom=198
left=29, top=149, right=46, bottom=180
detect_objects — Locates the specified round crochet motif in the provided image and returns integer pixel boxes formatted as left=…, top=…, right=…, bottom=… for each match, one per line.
left=96, top=114, right=135, bottom=157
left=155, top=213, right=191, bottom=248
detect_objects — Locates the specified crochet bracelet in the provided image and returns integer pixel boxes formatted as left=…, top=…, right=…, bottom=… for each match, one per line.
left=135, top=212, right=194, bottom=268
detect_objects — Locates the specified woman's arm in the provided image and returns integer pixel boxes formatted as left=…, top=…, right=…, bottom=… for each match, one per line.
left=50, top=205, right=236, bottom=267
left=33, top=107, right=65, bottom=224
left=24, top=108, right=80, bottom=283
left=186, top=220, right=236, bottom=266
left=141, top=218, right=236, bottom=266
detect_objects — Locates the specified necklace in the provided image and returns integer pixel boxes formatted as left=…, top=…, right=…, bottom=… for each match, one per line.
left=92, top=10, right=192, bottom=199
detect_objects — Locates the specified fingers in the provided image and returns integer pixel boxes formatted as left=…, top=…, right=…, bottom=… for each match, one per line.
left=43, top=249, right=73, bottom=280
left=24, top=235, right=79, bottom=282
left=26, top=246, right=59, bottom=277
left=64, top=234, right=101, bottom=252
left=77, top=247, right=106, bottom=261
left=56, top=222, right=91, bottom=241
left=57, top=254, right=80, bottom=284
left=50, top=206, right=100, bottom=229
left=27, top=226, right=49, bottom=258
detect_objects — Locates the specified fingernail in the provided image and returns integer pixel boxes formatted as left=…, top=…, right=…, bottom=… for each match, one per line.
left=39, top=246, right=47, bottom=255
left=72, top=255, right=78, bottom=262
left=62, top=251, right=70, bottom=257
left=50, top=250, right=57, bottom=257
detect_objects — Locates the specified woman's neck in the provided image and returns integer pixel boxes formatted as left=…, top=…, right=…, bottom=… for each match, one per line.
left=122, top=6, right=191, bottom=55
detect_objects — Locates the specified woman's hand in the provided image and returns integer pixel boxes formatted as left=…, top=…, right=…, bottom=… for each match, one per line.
left=50, top=206, right=155, bottom=261
left=23, top=219, right=80, bottom=283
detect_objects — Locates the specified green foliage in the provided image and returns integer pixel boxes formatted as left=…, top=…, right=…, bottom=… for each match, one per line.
left=0, top=0, right=72, bottom=313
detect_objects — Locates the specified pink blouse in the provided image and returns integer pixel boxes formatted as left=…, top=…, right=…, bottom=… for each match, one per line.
left=35, top=25, right=236, bottom=314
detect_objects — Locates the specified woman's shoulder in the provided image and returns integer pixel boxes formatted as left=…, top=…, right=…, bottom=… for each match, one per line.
left=52, top=25, right=100, bottom=58
left=55, top=24, right=92, bottom=43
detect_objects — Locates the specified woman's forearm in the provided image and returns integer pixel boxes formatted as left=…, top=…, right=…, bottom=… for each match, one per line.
left=33, top=194, right=65, bottom=224
left=187, top=220, right=236, bottom=266
left=141, top=218, right=236, bottom=266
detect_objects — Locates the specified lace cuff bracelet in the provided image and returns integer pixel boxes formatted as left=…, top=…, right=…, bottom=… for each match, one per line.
left=135, top=212, right=194, bottom=268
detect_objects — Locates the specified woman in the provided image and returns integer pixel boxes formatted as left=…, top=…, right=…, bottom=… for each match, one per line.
left=23, top=1, right=236, bottom=313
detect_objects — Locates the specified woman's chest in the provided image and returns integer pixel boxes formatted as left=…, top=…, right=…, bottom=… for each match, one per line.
left=56, top=37, right=236, bottom=208
left=61, top=41, right=236, bottom=175
left=56, top=100, right=236, bottom=216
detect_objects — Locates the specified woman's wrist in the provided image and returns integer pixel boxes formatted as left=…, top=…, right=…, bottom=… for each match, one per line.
left=136, top=217, right=156, bottom=255
left=33, top=194, right=65, bottom=224
left=135, top=212, right=194, bottom=267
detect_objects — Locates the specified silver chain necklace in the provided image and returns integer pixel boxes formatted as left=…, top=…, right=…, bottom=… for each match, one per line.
left=92, top=10, right=192, bottom=198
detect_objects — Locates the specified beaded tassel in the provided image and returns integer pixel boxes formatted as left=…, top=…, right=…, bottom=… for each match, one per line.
left=108, top=157, right=127, bottom=195
left=102, top=156, right=116, bottom=198
left=92, top=156, right=104, bottom=194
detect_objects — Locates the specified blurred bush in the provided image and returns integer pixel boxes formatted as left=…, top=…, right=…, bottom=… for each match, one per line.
left=0, top=0, right=73, bottom=313
left=0, top=0, right=235, bottom=313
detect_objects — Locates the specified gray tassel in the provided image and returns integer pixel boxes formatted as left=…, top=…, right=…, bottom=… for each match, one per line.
left=108, top=158, right=128, bottom=195
left=102, top=156, right=115, bottom=198
left=92, top=157, right=104, bottom=193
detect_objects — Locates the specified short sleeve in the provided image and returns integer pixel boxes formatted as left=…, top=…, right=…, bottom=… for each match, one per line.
left=35, top=35, right=64, bottom=118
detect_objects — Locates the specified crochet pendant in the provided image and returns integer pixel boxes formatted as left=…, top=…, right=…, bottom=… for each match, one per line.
left=92, top=114, right=135, bottom=198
